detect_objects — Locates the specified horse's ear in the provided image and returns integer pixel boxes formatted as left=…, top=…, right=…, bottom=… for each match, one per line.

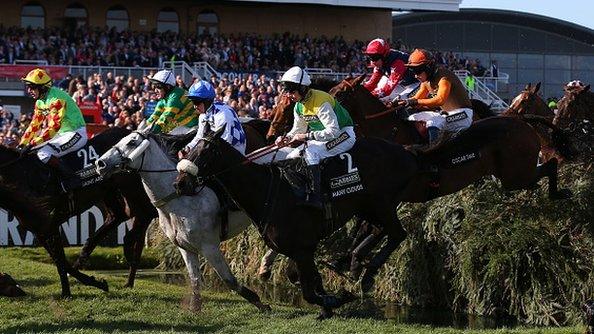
left=585, top=84, right=591, bottom=92
left=533, top=82, right=541, bottom=94
left=525, top=83, right=531, bottom=91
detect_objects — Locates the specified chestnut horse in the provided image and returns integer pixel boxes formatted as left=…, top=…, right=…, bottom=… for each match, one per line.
left=555, top=84, right=594, bottom=160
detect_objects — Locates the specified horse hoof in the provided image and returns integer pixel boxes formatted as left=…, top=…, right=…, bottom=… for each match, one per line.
left=256, top=303, right=272, bottom=312
left=551, top=188, right=572, bottom=200
left=98, top=279, right=109, bottom=292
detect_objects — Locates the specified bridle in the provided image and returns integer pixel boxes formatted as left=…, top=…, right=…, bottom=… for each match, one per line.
left=114, top=131, right=177, bottom=174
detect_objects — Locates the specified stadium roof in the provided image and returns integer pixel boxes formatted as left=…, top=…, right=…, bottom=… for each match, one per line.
left=229, top=0, right=462, bottom=11
left=393, top=8, right=594, bottom=46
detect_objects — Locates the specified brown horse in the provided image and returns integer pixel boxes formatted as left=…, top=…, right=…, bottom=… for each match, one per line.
left=0, top=273, right=25, bottom=297
left=500, top=82, right=564, bottom=162
left=555, top=84, right=594, bottom=160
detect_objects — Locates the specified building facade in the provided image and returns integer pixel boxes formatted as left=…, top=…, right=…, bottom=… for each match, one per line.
left=393, top=9, right=594, bottom=100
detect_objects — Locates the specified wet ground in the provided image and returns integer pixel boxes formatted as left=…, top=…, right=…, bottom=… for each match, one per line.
left=97, top=269, right=519, bottom=329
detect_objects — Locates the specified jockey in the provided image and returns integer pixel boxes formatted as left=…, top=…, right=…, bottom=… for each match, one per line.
left=146, top=70, right=197, bottom=134
left=398, top=49, right=473, bottom=145
left=180, top=80, right=246, bottom=157
left=276, top=66, right=356, bottom=208
left=363, top=38, right=418, bottom=103
left=19, top=68, right=87, bottom=189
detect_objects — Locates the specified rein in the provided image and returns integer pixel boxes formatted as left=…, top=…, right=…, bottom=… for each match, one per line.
left=365, top=106, right=401, bottom=120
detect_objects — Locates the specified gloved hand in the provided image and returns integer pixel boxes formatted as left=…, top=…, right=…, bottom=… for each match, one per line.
left=275, top=136, right=289, bottom=145
left=372, top=89, right=385, bottom=98
left=17, top=144, right=32, bottom=155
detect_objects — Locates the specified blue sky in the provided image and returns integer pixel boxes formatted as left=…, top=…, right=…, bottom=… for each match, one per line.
left=460, top=0, right=594, bottom=30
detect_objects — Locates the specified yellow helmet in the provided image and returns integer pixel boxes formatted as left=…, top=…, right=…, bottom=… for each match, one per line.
left=21, top=68, right=53, bottom=88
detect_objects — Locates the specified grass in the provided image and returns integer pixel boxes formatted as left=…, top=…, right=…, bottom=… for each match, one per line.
left=0, top=247, right=586, bottom=333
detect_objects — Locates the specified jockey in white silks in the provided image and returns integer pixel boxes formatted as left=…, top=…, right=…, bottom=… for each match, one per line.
left=274, top=66, right=356, bottom=209
left=179, top=80, right=246, bottom=158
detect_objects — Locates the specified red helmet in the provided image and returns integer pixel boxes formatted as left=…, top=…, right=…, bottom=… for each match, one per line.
left=364, top=38, right=390, bottom=57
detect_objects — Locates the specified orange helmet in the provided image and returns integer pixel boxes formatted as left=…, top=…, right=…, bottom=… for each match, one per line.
left=405, top=49, right=434, bottom=67
left=21, top=68, right=52, bottom=88
left=364, top=38, right=390, bottom=56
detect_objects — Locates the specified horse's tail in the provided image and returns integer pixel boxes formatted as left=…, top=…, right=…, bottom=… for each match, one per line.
left=522, top=115, right=577, bottom=161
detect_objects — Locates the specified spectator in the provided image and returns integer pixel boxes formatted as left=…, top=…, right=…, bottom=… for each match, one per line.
left=465, top=73, right=476, bottom=93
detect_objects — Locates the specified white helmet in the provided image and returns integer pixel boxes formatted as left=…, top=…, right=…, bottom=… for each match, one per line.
left=150, top=70, right=175, bottom=87
left=280, top=66, right=311, bottom=86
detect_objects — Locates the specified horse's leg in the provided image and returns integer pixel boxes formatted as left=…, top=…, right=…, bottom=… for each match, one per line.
left=294, top=254, right=356, bottom=320
left=257, top=249, right=278, bottom=281
left=199, top=242, right=271, bottom=311
left=122, top=216, right=152, bottom=288
left=536, top=158, right=572, bottom=199
left=350, top=228, right=385, bottom=279
left=360, top=208, right=407, bottom=294
left=39, top=235, right=71, bottom=297
left=74, top=207, right=120, bottom=270
left=177, top=247, right=203, bottom=312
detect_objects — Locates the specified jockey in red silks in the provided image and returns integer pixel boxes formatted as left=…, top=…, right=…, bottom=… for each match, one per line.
left=363, top=38, right=419, bottom=104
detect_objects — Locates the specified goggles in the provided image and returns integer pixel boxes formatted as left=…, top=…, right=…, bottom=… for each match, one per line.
left=410, top=65, right=429, bottom=75
left=367, top=54, right=383, bottom=62
left=282, top=82, right=301, bottom=93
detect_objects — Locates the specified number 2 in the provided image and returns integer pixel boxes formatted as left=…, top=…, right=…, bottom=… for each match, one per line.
left=77, top=146, right=99, bottom=168
left=339, top=153, right=358, bottom=173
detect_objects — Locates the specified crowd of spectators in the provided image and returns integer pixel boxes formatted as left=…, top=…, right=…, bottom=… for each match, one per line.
left=0, top=26, right=488, bottom=76
left=0, top=25, right=494, bottom=145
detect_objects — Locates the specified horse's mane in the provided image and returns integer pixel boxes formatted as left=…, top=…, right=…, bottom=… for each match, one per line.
left=148, top=130, right=197, bottom=159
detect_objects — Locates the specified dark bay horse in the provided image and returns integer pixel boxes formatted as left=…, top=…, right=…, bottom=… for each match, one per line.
left=555, top=84, right=594, bottom=160
left=0, top=127, right=157, bottom=297
left=175, top=128, right=420, bottom=319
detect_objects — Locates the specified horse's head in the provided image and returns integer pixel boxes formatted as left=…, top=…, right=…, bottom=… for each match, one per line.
left=95, top=130, right=150, bottom=177
left=505, top=82, right=553, bottom=118
left=266, top=95, right=295, bottom=141
left=174, top=126, right=240, bottom=196
left=0, top=273, right=25, bottom=297
left=555, top=84, right=592, bottom=128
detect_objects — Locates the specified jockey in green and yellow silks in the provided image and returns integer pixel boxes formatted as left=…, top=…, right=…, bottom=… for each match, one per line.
left=146, top=70, right=197, bottom=134
left=275, top=66, right=356, bottom=209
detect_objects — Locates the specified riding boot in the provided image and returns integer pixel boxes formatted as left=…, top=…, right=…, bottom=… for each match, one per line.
left=47, top=156, right=80, bottom=192
left=427, top=126, right=440, bottom=145
left=300, top=164, right=323, bottom=210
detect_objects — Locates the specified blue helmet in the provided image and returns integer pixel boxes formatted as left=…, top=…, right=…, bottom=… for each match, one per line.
left=187, top=80, right=215, bottom=100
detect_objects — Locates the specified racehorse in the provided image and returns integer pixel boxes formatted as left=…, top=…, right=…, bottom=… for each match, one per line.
left=555, top=84, right=594, bottom=160
left=94, top=130, right=270, bottom=312
left=268, top=74, right=497, bottom=144
left=174, top=128, right=420, bottom=319
left=0, top=273, right=25, bottom=297
left=0, top=127, right=157, bottom=297
left=501, top=83, right=565, bottom=162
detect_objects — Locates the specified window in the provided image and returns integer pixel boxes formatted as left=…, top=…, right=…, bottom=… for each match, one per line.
left=197, top=10, right=219, bottom=36
left=157, top=8, right=179, bottom=33
left=21, top=2, right=45, bottom=29
left=106, top=5, right=129, bottom=31
left=64, top=3, right=88, bottom=28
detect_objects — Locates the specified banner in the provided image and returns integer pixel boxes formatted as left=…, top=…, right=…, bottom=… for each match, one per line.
left=79, top=101, right=103, bottom=123
left=0, top=207, right=132, bottom=247
left=0, top=65, right=69, bottom=80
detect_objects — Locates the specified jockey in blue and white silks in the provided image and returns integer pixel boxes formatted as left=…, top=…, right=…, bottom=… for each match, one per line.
left=182, top=80, right=246, bottom=156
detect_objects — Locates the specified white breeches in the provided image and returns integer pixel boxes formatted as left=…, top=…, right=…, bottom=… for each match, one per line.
left=36, top=128, right=88, bottom=163
left=407, top=108, right=473, bottom=132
